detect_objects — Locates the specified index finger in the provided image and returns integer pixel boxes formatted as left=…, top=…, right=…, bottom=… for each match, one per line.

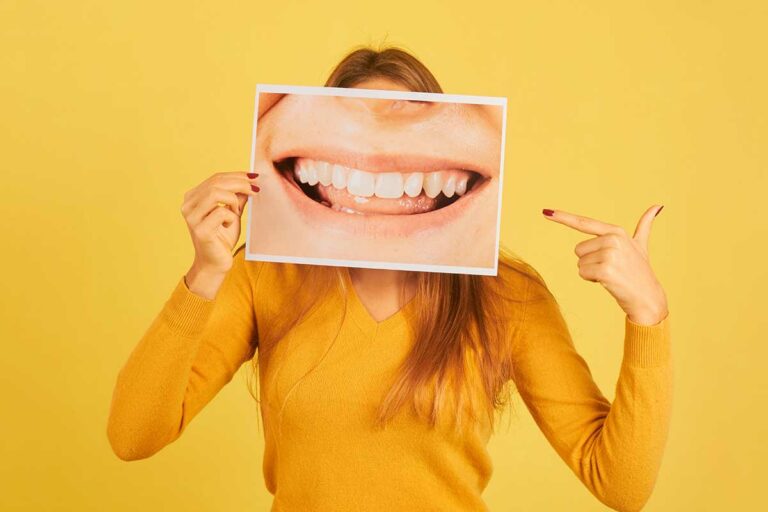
left=542, top=208, right=624, bottom=236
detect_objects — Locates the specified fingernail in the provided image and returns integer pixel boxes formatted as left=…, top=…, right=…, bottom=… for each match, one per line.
left=247, top=172, right=258, bottom=179
left=542, top=209, right=555, bottom=217
left=251, top=184, right=260, bottom=192
left=655, top=205, right=664, bottom=217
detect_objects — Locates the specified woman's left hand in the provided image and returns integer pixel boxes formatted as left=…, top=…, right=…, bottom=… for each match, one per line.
left=542, top=205, right=669, bottom=326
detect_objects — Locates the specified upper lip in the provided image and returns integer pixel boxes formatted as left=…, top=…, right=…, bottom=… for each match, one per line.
left=271, top=144, right=492, bottom=177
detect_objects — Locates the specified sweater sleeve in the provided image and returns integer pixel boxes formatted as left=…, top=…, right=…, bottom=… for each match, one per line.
left=107, top=247, right=262, bottom=461
left=511, top=278, right=673, bottom=512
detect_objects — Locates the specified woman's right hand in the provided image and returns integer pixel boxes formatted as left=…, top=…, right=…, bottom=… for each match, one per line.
left=180, top=172, right=260, bottom=297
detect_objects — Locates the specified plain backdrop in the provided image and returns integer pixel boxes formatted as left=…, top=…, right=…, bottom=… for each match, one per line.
left=1, top=1, right=766, bottom=510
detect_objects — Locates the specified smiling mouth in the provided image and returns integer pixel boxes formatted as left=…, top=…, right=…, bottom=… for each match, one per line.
left=273, top=157, right=485, bottom=215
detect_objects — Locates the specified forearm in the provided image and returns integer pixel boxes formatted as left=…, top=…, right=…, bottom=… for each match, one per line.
left=574, top=315, right=673, bottom=511
left=107, top=277, right=215, bottom=460
left=185, top=262, right=228, bottom=300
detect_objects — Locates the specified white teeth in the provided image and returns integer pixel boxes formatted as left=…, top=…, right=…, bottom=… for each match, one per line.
left=347, top=169, right=375, bottom=197
left=293, top=162, right=302, bottom=182
left=298, top=164, right=308, bottom=183
left=306, top=165, right=319, bottom=186
left=317, top=161, right=333, bottom=186
left=455, top=176, right=468, bottom=196
left=295, top=158, right=473, bottom=200
left=442, top=175, right=456, bottom=198
left=331, top=164, right=346, bottom=189
left=423, top=171, right=443, bottom=198
left=375, top=172, right=404, bottom=199
left=403, top=173, right=423, bottom=197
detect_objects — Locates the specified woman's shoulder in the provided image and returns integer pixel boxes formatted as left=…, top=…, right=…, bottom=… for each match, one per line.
left=233, top=243, right=342, bottom=309
left=232, top=246, right=313, bottom=300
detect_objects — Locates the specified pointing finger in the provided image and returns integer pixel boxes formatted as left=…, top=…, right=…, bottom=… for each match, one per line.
left=542, top=209, right=624, bottom=236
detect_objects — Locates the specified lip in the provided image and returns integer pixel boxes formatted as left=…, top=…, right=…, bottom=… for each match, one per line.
left=271, top=154, right=492, bottom=239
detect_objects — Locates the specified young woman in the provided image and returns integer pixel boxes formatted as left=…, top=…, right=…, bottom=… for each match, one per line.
left=107, top=47, right=672, bottom=512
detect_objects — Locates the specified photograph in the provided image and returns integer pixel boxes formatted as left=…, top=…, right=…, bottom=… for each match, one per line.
left=245, top=85, right=507, bottom=274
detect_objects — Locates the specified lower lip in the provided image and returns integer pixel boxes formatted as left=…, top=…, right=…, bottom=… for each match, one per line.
left=275, top=168, right=489, bottom=239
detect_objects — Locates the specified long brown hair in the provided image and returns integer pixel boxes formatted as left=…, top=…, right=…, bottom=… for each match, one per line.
left=246, top=45, right=546, bottom=433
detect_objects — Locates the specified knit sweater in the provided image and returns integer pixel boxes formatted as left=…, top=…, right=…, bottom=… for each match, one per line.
left=107, top=246, right=672, bottom=512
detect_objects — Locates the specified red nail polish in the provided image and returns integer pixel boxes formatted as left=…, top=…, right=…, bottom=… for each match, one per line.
left=247, top=172, right=258, bottom=179
left=542, top=209, right=555, bottom=216
left=655, top=205, right=664, bottom=217
left=251, top=184, right=260, bottom=192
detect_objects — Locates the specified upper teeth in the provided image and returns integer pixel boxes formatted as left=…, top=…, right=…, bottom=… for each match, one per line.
left=293, top=158, right=472, bottom=199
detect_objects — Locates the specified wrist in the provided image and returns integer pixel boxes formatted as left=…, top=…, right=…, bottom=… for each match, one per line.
left=185, top=264, right=227, bottom=300
left=627, top=305, right=669, bottom=326
left=627, top=287, right=669, bottom=326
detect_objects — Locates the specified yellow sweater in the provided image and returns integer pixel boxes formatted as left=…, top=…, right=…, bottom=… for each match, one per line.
left=107, top=247, right=672, bottom=512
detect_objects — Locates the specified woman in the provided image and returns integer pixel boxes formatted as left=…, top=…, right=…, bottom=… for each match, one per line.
left=107, top=47, right=672, bottom=512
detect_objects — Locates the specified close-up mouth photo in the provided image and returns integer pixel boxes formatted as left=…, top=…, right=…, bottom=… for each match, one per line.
left=247, top=87, right=506, bottom=269
left=273, top=153, right=488, bottom=217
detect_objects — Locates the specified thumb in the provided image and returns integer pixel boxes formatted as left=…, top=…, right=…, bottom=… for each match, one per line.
left=633, top=204, right=663, bottom=253
left=237, top=192, right=250, bottom=216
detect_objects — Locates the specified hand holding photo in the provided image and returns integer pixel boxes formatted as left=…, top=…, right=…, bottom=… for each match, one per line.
left=245, top=84, right=507, bottom=275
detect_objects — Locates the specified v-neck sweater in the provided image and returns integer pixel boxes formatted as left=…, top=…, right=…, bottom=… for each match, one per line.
left=107, top=247, right=673, bottom=512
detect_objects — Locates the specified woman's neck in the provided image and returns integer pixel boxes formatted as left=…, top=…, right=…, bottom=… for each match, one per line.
left=348, top=268, right=418, bottom=322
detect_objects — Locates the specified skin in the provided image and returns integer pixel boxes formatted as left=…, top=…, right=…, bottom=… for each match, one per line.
left=181, top=78, right=668, bottom=326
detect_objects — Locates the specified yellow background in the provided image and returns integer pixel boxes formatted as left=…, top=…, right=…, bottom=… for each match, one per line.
left=1, top=1, right=765, bottom=510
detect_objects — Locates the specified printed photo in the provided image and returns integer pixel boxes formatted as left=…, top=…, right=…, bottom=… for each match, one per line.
left=245, top=85, right=507, bottom=275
